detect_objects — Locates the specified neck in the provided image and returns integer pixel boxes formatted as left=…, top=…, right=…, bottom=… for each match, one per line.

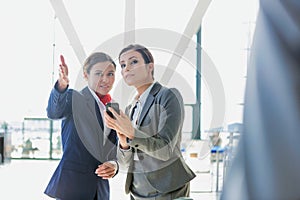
left=96, top=93, right=104, bottom=98
left=136, top=82, right=153, bottom=96
left=96, top=93, right=111, bottom=105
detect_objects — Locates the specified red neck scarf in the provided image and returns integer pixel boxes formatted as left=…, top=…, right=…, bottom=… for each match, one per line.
left=97, top=94, right=112, bottom=105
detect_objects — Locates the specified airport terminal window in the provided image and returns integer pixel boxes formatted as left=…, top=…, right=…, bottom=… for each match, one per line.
left=10, top=118, right=62, bottom=160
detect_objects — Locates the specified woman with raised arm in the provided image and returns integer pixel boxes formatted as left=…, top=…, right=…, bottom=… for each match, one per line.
left=44, top=52, right=119, bottom=200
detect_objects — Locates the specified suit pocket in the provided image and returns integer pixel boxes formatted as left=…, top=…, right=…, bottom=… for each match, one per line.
left=62, top=160, right=89, bottom=174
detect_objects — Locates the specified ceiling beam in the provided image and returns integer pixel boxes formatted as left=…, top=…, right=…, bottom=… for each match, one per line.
left=160, top=0, right=212, bottom=85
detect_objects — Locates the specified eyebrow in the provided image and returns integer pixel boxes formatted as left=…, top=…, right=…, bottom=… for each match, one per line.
left=94, top=67, right=115, bottom=71
left=128, top=56, right=137, bottom=60
left=120, top=56, right=138, bottom=63
left=94, top=69, right=115, bottom=72
left=93, top=69, right=103, bottom=72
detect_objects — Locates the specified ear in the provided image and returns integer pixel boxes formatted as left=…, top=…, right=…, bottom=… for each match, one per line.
left=148, top=63, right=154, bottom=72
left=83, top=71, right=88, bottom=80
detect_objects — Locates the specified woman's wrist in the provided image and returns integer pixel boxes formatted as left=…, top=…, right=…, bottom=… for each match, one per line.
left=119, top=141, right=130, bottom=150
left=57, top=80, right=68, bottom=92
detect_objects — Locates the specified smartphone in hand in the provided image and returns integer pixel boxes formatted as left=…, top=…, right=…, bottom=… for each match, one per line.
left=106, top=103, right=120, bottom=119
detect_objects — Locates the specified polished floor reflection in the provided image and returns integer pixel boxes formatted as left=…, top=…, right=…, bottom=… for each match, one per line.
left=0, top=156, right=221, bottom=200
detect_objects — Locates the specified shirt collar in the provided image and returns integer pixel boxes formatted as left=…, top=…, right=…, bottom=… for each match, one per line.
left=136, top=83, right=155, bottom=107
left=88, top=87, right=102, bottom=105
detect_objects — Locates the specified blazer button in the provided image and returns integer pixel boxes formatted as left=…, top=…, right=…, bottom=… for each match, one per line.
left=139, top=155, right=144, bottom=160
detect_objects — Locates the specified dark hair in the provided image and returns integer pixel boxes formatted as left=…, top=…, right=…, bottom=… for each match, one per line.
left=118, top=44, right=154, bottom=64
left=83, top=52, right=116, bottom=74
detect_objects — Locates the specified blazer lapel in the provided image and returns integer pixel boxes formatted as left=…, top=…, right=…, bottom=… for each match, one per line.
left=72, top=87, right=105, bottom=161
left=82, top=87, right=104, bottom=129
left=137, top=82, right=162, bottom=126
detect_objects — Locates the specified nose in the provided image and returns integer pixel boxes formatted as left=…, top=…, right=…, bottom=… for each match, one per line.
left=100, top=74, right=108, bottom=82
left=123, top=63, right=132, bottom=71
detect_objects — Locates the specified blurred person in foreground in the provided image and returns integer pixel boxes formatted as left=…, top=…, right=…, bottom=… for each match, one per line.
left=221, top=1, right=300, bottom=199
left=44, top=52, right=119, bottom=200
left=97, top=44, right=196, bottom=200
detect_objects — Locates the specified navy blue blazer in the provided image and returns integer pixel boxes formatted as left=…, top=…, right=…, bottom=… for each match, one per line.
left=44, top=83, right=117, bottom=200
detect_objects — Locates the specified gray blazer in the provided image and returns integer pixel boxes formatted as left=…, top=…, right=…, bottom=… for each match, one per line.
left=117, top=82, right=195, bottom=194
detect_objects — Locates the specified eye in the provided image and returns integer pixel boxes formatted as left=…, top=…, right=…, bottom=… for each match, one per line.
left=107, top=72, right=115, bottom=77
left=95, top=72, right=103, bottom=76
left=130, top=59, right=138, bottom=65
left=120, top=64, right=126, bottom=69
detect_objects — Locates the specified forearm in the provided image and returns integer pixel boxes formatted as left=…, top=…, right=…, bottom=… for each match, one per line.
left=128, top=128, right=180, bottom=161
left=46, top=81, right=70, bottom=119
left=116, top=144, right=133, bottom=169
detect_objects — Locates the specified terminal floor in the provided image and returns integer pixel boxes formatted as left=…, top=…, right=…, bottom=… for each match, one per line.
left=0, top=159, right=221, bottom=200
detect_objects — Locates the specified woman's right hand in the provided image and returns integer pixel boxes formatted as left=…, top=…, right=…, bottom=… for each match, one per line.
left=57, top=55, right=69, bottom=91
left=117, top=131, right=130, bottom=150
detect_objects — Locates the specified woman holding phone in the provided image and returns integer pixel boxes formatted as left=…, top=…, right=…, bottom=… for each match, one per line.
left=99, top=44, right=195, bottom=200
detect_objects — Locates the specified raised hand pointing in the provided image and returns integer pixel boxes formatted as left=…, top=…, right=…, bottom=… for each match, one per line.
left=57, top=55, right=70, bottom=91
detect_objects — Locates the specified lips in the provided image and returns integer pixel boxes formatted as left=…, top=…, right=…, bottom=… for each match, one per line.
left=125, top=74, right=134, bottom=79
left=99, top=85, right=110, bottom=89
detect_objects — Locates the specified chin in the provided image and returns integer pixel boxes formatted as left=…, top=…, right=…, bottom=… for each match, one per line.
left=125, top=79, right=135, bottom=86
left=98, top=90, right=109, bottom=95
left=126, top=83, right=135, bottom=87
